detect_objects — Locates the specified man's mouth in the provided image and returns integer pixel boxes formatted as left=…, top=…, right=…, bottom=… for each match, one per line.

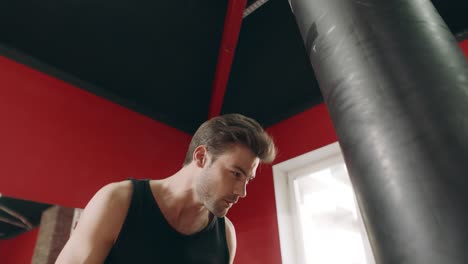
left=224, top=199, right=235, bottom=207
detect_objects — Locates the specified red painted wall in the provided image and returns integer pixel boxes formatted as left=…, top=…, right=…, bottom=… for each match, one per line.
left=0, top=56, right=191, bottom=206
left=0, top=228, right=39, bottom=263
left=461, top=39, right=468, bottom=57
left=0, top=56, right=191, bottom=263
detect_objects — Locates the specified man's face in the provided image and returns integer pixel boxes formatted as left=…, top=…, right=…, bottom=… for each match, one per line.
left=195, top=144, right=260, bottom=217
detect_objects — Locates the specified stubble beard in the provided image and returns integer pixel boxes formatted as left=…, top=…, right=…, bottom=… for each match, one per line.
left=196, top=169, right=228, bottom=217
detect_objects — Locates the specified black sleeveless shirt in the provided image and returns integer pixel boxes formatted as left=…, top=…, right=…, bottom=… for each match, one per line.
left=104, top=179, right=230, bottom=264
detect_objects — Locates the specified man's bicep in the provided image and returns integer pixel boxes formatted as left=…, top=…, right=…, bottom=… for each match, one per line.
left=55, top=181, right=132, bottom=264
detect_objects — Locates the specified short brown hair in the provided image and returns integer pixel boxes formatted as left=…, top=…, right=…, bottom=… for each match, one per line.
left=183, top=114, right=276, bottom=166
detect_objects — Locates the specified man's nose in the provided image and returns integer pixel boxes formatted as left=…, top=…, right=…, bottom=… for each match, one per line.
left=233, top=181, right=247, bottom=198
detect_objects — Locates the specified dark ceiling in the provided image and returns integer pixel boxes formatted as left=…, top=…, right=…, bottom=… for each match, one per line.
left=0, top=0, right=467, bottom=239
left=0, top=0, right=467, bottom=134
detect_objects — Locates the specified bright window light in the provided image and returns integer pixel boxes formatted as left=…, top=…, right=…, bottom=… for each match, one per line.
left=273, top=142, right=375, bottom=264
left=293, top=164, right=370, bottom=264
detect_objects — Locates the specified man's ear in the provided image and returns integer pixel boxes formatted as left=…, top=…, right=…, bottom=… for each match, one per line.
left=193, top=145, right=208, bottom=168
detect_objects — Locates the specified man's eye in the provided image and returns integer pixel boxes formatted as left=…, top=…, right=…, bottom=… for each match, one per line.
left=232, top=171, right=241, bottom=177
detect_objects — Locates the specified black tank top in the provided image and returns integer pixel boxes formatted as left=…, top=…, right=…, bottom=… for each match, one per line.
left=104, top=179, right=230, bottom=264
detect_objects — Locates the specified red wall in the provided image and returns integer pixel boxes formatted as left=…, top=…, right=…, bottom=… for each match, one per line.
left=0, top=56, right=191, bottom=206
left=0, top=56, right=191, bottom=263
left=461, top=39, right=468, bottom=57
left=0, top=228, right=39, bottom=263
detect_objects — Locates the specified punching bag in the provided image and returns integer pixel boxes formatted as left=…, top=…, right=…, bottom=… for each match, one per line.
left=289, top=0, right=468, bottom=263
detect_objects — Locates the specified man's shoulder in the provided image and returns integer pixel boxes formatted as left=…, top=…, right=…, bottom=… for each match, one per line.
left=224, top=216, right=237, bottom=264
left=224, top=217, right=236, bottom=242
left=94, top=180, right=134, bottom=208
left=224, top=217, right=235, bottom=229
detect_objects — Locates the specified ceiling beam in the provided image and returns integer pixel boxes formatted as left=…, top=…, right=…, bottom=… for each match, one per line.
left=243, top=0, right=270, bottom=18
left=209, top=0, right=247, bottom=119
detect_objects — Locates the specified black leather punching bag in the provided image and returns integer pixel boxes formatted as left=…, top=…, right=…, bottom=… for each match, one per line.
left=289, top=0, right=468, bottom=263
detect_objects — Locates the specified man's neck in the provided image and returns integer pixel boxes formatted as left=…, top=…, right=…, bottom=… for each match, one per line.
left=151, top=165, right=211, bottom=235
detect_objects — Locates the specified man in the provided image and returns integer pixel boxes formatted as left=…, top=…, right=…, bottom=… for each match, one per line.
left=56, top=113, right=277, bottom=264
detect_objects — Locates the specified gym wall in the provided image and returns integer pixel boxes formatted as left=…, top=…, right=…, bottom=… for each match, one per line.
left=0, top=55, right=190, bottom=263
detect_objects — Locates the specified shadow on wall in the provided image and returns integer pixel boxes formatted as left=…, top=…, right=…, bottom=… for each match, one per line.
left=0, top=195, right=81, bottom=264
left=0, top=195, right=51, bottom=239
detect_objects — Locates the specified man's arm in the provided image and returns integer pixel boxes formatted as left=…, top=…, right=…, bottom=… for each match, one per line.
left=225, top=217, right=237, bottom=264
left=55, top=181, right=133, bottom=264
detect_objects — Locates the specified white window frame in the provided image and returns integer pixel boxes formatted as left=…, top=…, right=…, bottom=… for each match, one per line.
left=272, top=142, right=374, bottom=264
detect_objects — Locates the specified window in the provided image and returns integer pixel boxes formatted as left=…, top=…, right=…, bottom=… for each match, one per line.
left=273, top=142, right=375, bottom=264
